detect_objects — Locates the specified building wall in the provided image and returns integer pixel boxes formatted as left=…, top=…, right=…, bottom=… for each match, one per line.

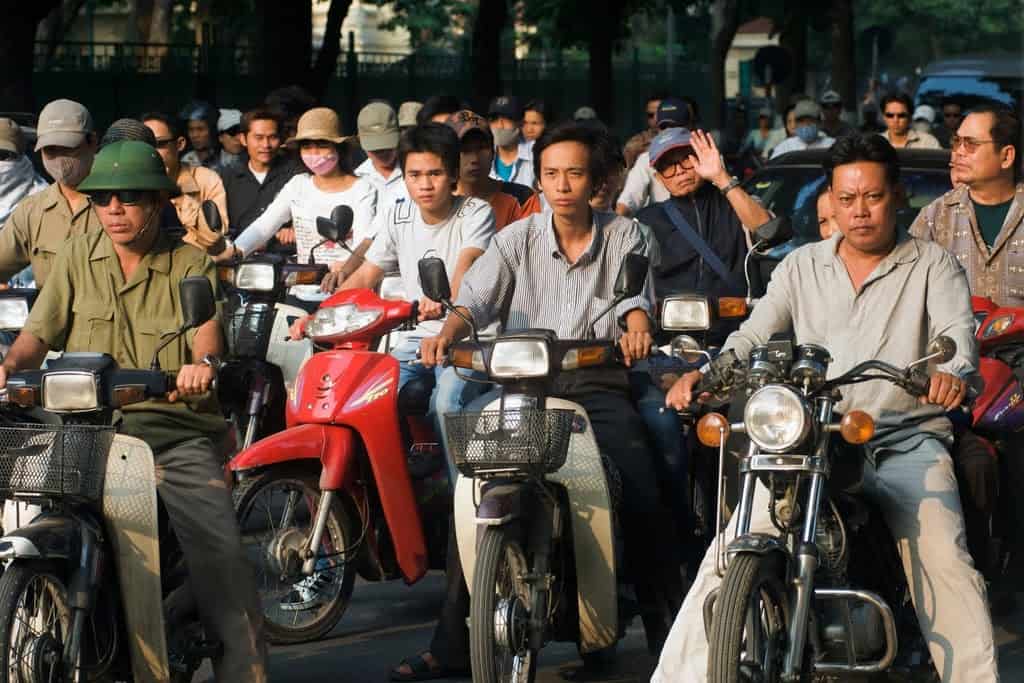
left=726, top=30, right=779, bottom=98
left=314, top=0, right=411, bottom=53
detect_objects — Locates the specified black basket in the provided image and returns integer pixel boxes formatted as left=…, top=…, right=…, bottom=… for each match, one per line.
left=226, top=303, right=275, bottom=359
left=445, top=408, right=575, bottom=478
left=0, top=424, right=114, bottom=503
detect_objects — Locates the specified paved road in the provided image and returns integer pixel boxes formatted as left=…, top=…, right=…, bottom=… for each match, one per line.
left=195, top=571, right=1024, bottom=682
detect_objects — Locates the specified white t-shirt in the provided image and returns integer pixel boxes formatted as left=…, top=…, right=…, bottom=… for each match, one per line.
left=769, top=133, right=836, bottom=159
left=235, top=174, right=378, bottom=264
left=617, top=151, right=670, bottom=213
left=249, top=164, right=268, bottom=184
left=365, top=195, right=495, bottom=339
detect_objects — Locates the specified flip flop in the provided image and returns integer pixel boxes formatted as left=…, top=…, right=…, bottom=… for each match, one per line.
left=389, top=652, right=444, bottom=682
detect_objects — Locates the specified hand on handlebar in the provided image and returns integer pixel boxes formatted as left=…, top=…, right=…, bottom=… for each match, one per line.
left=418, top=297, right=444, bottom=322
left=618, top=330, right=652, bottom=368
left=923, top=371, right=968, bottom=410
left=168, top=364, right=216, bottom=402
left=0, top=366, right=7, bottom=392
left=419, top=335, right=451, bottom=369
left=289, top=315, right=311, bottom=340
left=665, top=369, right=708, bottom=411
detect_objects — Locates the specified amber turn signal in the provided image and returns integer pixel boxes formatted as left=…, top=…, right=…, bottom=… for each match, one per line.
left=217, top=266, right=235, bottom=284
left=697, top=412, right=730, bottom=447
left=8, top=386, right=37, bottom=408
left=839, top=410, right=875, bottom=445
left=113, top=385, right=148, bottom=408
left=718, top=297, right=748, bottom=319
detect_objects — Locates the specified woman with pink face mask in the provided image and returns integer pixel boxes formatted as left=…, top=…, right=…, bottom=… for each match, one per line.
left=228, top=107, right=377, bottom=272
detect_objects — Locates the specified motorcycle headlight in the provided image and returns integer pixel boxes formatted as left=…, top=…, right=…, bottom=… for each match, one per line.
left=661, top=296, right=711, bottom=331
left=378, top=275, right=408, bottom=301
left=743, top=385, right=810, bottom=453
left=0, top=297, right=29, bottom=331
left=234, top=263, right=277, bottom=292
left=41, top=372, right=99, bottom=413
left=307, top=304, right=382, bottom=340
left=490, top=339, right=550, bottom=378
left=983, top=314, right=1013, bottom=339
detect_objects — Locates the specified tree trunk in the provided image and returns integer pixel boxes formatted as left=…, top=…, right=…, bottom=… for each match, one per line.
left=829, top=0, right=855, bottom=120
left=259, top=0, right=312, bottom=93
left=147, top=0, right=172, bottom=44
left=0, top=0, right=62, bottom=111
left=708, top=0, right=741, bottom=129
left=775, top=2, right=807, bottom=112
left=471, top=0, right=507, bottom=101
left=587, top=0, right=620, bottom=125
left=309, top=0, right=353, bottom=100
left=134, top=0, right=154, bottom=42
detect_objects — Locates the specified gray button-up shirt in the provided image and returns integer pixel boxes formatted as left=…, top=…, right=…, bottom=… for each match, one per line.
left=723, top=233, right=977, bottom=441
left=457, top=210, right=653, bottom=339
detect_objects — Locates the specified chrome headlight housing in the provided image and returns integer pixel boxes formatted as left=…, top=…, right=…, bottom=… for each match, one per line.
left=0, top=297, right=30, bottom=331
left=234, top=263, right=277, bottom=292
left=307, top=304, right=382, bottom=340
left=42, top=372, right=100, bottom=413
left=743, top=385, right=811, bottom=453
left=661, top=295, right=711, bottom=332
left=490, top=339, right=550, bottom=378
left=378, top=275, right=408, bottom=301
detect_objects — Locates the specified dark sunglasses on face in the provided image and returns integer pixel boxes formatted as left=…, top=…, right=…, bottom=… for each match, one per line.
left=89, top=190, right=149, bottom=207
left=884, top=112, right=909, bottom=119
left=222, top=126, right=241, bottom=137
left=154, top=137, right=177, bottom=150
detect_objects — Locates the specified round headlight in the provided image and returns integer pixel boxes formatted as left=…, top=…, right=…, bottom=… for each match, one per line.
left=743, top=385, right=810, bottom=452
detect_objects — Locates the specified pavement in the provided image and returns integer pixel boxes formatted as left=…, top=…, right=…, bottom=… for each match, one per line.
left=193, top=571, right=1024, bottom=682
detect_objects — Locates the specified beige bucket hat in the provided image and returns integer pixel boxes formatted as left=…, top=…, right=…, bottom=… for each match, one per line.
left=286, top=107, right=347, bottom=146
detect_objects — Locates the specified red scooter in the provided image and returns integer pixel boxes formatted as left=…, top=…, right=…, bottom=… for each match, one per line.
left=228, top=283, right=451, bottom=645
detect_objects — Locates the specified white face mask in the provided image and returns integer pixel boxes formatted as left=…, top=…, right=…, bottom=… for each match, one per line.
left=912, top=120, right=932, bottom=134
left=492, top=127, right=520, bottom=148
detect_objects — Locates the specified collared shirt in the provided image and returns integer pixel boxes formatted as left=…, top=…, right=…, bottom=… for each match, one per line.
left=170, top=164, right=228, bottom=235
left=617, top=151, right=671, bottom=214
left=910, top=182, right=1024, bottom=306
left=0, top=183, right=102, bottom=288
left=769, top=132, right=836, bottom=158
left=457, top=210, right=654, bottom=339
left=355, top=157, right=408, bottom=203
left=489, top=154, right=535, bottom=189
left=881, top=129, right=942, bottom=149
left=623, top=129, right=657, bottom=170
left=24, top=227, right=225, bottom=452
left=722, top=233, right=977, bottom=440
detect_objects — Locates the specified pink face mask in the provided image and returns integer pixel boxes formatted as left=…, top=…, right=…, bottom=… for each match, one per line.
left=301, top=151, right=339, bottom=176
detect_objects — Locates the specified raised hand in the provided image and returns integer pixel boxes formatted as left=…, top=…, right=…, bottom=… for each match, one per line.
left=688, top=129, right=730, bottom=187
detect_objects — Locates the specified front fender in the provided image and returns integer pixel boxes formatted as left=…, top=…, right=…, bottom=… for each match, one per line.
left=0, top=514, right=80, bottom=560
left=229, top=423, right=357, bottom=491
left=726, top=533, right=789, bottom=558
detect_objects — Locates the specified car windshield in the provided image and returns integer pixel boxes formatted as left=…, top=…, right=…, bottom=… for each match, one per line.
left=916, top=75, right=1023, bottom=111
left=745, top=166, right=953, bottom=244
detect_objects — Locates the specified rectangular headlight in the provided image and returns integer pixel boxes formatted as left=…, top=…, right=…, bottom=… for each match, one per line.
left=0, top=298, right=29, bottom=331
left=235, top=263, right=277, bottom=292
left=490, top=340, right=550, bottom=378
left=661, top=296, right=711, bottom=331
left=41, top=372, right=99, bottom=413
left=378, top=275, right=408, bottom=301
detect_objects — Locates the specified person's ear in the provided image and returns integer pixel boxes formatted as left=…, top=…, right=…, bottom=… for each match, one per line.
left=176, top=137, right=186, bottom=153
left=1001, top=144, right=1016, bottom=173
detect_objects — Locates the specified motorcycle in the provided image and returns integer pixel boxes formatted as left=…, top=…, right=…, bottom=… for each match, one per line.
left=695, top=335, right=959, bottom=681
left=427, top=253, right=652, bottom=681
left=0, top=288, right=37, bottom=360
left=0, top=276, right=220, bottom=682
left=226, top=219, right=451, bottom=645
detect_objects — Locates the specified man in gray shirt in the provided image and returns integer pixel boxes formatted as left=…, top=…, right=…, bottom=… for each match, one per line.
left=654, top=135, right=996, bottom=682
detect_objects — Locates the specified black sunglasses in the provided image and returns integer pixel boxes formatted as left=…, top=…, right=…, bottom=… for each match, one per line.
left=89, top=190, right=149, bottom=207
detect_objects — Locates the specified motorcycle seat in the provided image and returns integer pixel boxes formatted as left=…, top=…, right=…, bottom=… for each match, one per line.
left=398, top=376, right=434, bottom=417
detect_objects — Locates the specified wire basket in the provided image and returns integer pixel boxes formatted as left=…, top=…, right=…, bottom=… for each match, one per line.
left=0, top=424, right=115, bottom=503
left=445, top=408, right=575, bottom=478
left=226, top=303, right=275, bottom=359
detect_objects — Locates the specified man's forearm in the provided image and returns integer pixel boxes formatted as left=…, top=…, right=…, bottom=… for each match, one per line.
left=439, top=306, right=474, bottom=342
left=338, top=238, right=373, bottom=278
left=712, top=171, right=770, bottom=230
left=191, top=319, right=224, bottom=361
left=2, top=332, right=50, bottom=372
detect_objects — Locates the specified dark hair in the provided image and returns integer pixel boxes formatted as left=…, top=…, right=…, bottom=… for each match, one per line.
left=815, top=181, right=831, bottom=201
left=417, top=95, right=463, bottom=126
left=647, top=90, right=670, bottom=105
left=880, top=92, right=913, bottom=114
left=241, top=107, right=282, bottom=134
left=264, top=85, right=317, bottom=120
left=140, top=111, right=180, bottom=139
left=532, top=122, right=616, bottom=192
left=682, top=96, right=700, bottom=124
left=398, top=123, right=461, bottom=179
left=825, top=133, right=900, bottom=188
left=523, top=99, right=552, bottom=121
left=968, top=103, right=1022, bottom=181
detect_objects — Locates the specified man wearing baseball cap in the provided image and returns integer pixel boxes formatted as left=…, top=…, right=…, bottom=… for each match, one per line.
left=355, top=102, right=409, bottom=209
left=770, top=99, right=836, bottom=158
left=487, top=95, right=534, bottom=188
left=0, top=118, right=48, bottom=226
left=398, top=101, right=422, bottom=132
left=0, top=99, right=102, bottom=289
left=213, top=108, right=245, bottom=173
left=820, top=90, right=856, bottom=140
left=616, top=96, right=693, bottom=217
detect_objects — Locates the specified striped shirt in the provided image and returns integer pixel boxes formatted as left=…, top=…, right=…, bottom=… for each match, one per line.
left=456, top=209, right=654, bottom=339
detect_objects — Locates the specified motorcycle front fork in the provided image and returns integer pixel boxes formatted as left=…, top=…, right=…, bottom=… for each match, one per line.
left=240, top=376, right=271, bottom=452
left=64, top=522, right=104, bottom=677
left=302, top=490, right=335, bottom=575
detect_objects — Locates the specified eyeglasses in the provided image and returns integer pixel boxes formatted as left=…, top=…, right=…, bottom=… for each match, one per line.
left=154, top=138, right=177, bottom=150
left=89, top=190, right=149, bottom=207
left=222, top=126, right=241, bottom=136
left=822, top=103, right=842, bottom=109
left=646, top=112, right=657, bottom=119
left=883, top=112, right=909, bottom=119
left=950, top=135, right=996, bottom=153
left=656, top=157, right=694, bottom=178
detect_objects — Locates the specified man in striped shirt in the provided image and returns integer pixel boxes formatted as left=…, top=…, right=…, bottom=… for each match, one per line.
left=420, top=122, right=683, bottom=658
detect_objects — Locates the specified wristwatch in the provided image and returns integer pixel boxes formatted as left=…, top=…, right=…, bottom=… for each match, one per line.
left=718, top=176, right=742, bottom=196
left=200, top=354, right=223, bottom=372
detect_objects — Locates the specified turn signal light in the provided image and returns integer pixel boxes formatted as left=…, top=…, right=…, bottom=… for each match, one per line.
left=113, top=385, right=148, bottom=407
left=449, top=347, right=485, bottom=372
left=839, top=410, right=875, bottom=444
left=286, top=270, right=322, bottom=286
left=718, top=297, right=748, bottom=318
left=8, top=386, right=37, bottom=408
left=217, top=266, right=235, bottom=285
left=697, top=412, right=730, bottom=447
left=562, top=346, right=609, bottom=370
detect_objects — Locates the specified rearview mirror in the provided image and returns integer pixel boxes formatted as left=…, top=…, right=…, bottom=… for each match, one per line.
left=753, top=215, right=792, bottom=246
left=614, top=253, right=649, bottom=301
left=200, top=199, right=222, bottom=233
left=927, top=336, right=957, bottom=364
left=315, top=205, right=354, bottom=244
left=179, top=277, right=216, bottom=329
left=418, top=257, right=451, bottom=302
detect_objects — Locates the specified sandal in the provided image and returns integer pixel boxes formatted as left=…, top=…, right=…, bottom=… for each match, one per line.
left=389, top=652, right=444, bottom=682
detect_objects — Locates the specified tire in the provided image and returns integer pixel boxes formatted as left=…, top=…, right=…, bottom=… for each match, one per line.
left=0, top=561, right=76, bottom=683
left=470, top=527, right=538, bottom=683
left=708, top=552, right=801, bottom=683
left=233, top=467, right=357, bottom=645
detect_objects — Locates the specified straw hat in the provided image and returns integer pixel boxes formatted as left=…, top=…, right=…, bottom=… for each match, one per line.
left=286, top=107, right=347, bottom=146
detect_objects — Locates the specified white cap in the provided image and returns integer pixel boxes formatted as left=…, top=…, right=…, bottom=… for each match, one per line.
left=912, top=104, right=936, bottom=124
left=217, top=109, right=243, bottom=133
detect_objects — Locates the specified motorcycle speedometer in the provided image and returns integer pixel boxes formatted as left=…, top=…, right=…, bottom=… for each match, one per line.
left=743, top=385, right=811, bottom=453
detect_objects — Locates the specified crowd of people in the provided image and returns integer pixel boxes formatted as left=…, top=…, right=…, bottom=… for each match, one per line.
left=0, top=80, right=1019, bottom=683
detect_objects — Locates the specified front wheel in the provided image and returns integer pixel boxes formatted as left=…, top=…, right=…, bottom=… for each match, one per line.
left=708, top=552, right=799, bottom=683
left=470, top=527, right=538, bottom=683
left=0, top=560, right=76, bottom=683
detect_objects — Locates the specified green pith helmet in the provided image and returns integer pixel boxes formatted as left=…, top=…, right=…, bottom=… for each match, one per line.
left=77, top=140, right=177, bottom=193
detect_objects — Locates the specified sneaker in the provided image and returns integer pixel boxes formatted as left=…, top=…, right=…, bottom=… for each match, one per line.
left=279, top=569, right=335, bottom=612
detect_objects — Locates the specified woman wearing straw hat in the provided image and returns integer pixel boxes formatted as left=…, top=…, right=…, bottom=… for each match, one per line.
left=227, top=107, right=377, bottom=270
